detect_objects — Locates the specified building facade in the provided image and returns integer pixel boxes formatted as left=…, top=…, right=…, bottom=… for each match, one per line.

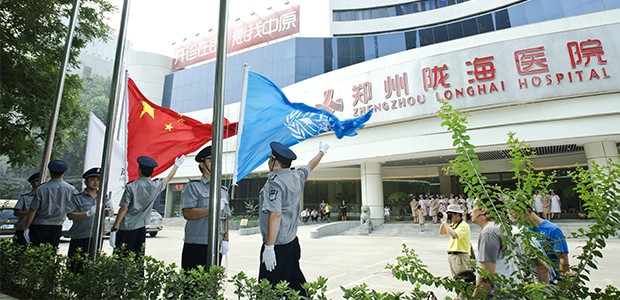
left=158, top=0, right=620, bottom=225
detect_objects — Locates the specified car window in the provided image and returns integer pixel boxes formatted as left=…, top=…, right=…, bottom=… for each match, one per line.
left=0, top=209, right=16, bottom=218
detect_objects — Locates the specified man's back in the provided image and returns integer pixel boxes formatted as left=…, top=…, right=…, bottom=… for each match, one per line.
left=32, top=179, right=77, bottom=226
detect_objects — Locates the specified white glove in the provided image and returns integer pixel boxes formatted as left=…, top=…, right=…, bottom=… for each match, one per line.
left=319, top=141, right=329, bottom=154
left=24, top=229, right=31, bottom=243
left=262, top=244, right=277, bottom=272
left=86, top=206, right=96, bottom=217
left=109, top=231, right=116, bottom=248
left=174, top=155, right=186, bottom=167
left=220, top=240, right=229, bottom=255
left=220, top=198, right=227, bottom=212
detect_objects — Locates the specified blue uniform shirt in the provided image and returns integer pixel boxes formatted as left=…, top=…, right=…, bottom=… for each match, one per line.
left=259, top=166, right=310, bottom=245
left=15, top=191, right=35, bottom=230
left=182, top=177, right=230, bottom=244
left=119, top=177, right=167, bottom=231
left=30, top=179, right=79, bottom=226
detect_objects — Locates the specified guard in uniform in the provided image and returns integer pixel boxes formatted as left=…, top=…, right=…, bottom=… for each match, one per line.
left=13, top=172, right=40, bottom=245
left=23, top=160, right=79, bottom=248
left=110, top=155, right=184, bottom=256
left=181, top=146, right=231, bottom=270
left=66, top=167, right=114, bottom=272
left=259, top=141, right=329, bottom=296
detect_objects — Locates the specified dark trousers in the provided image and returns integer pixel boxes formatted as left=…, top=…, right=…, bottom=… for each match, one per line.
left=14, top=229, right=27, bottom=246
left=116, top=227, right=146, bottom=256
left=29, top=224, right=62, bottom=248
left=181, top=243, right=222, bottom=271
left=258, top=237, right=307, bottom=296
left=68, top=238, right=91, bottom=273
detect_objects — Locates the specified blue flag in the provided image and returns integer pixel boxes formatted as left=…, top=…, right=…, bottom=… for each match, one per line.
left=234, top=71, right=373, bottom=182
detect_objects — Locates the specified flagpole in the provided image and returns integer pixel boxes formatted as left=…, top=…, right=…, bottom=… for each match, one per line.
left=232, top=64, right=250, bottom=184
left=38, top=0, right=81, bottom=183
left=207, top=0, right=230, bottom=268
left=89, top=0, right=131, bottom=259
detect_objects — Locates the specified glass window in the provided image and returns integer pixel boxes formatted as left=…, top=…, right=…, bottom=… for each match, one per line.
left=477, top=14, right=494, bottom=33
left=419, top=28, right=434, bottom=46
left=542, top=0, right=564, bottom=19
left=494, top=9, right=511, bottom=30
left=362, top=9, right=372, bottom=19
left=371, top=7, right=388, bottom=19
left=433, top=25, right=449, bottom=43
left=387, top=7, right=397, bottom=17
left=364, top=36, right=379, bottom=60
left=377, top=33, right=405, bottom=57
left=404, top=31, right=417, bottom=50
left=447, top=22, right=464, bottom=39
left=412, top=2, right=423, bottom=13
left=332, top=12, right=340, bottom=21
left=461, top=18, right=478, bottom=37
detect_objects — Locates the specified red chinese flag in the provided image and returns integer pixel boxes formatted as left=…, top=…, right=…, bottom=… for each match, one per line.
left=127, top=78, right=237, bottom=181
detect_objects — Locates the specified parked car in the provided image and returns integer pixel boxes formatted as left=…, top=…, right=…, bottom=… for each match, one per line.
left=0, top=208, right=18, bottom=236
left=104, top=209, right=163, bottom=237
left=62, top=218, right=72, bottom=238
left=146, top=209, right=164, bottom=237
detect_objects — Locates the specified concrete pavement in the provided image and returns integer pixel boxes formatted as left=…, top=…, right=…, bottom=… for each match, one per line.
left=3, top=219, right=619, bottom=299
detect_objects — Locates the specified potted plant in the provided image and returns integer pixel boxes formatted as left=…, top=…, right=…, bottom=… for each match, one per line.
left=387, top=192, right=409, bottom=221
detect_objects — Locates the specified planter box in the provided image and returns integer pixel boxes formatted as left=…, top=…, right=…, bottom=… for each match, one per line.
left=229, top=219, right=259, bottom=230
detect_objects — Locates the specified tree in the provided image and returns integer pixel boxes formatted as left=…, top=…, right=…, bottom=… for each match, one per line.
left=61, top=74, right=112, bottom=177
left=0, top=0, right=116, bottom=167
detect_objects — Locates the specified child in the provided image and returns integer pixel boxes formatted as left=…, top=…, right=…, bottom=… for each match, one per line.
left=384, top=205, right=391, bottom=221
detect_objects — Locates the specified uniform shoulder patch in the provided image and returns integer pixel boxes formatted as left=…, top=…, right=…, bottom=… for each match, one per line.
left=268, top=174, right=278, bottom=180
left=269, top=190, right=278, bottom=201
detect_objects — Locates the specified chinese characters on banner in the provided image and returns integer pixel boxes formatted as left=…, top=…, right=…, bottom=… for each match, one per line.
left=307, top=30, right=614, bottom=120
left=172, top=6, right=300, bottom=70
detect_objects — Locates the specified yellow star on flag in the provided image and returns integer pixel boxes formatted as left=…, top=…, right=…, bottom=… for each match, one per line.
left=165, top=123, right=173, bottom=131
left=140, top=100, right=155, bottom=118
left=177, top=114, right=185, bottom=123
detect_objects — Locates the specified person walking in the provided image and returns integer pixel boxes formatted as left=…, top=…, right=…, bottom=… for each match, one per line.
left=259, top=141, right=328, bottom=296
left=524, top=206, right=569, bottom=281
left=319, top=200, right=327, bottom=221
left=338, top=200, right=348, bottom=221
left=13, top=172, right=40, bottom=246
left=533, top=190, right=544, bottom=218
left=470, top=200, right=521, bottom=298
left=180, top=146, right=230, bottom=270
left=324, top=202, right=332, bottom=222
left=550, top=190, right=561, bottom=220
left=439, top=204, right=472, bottom=299
left=66, top=167, right=114, bottom=272
left=409, top=195, right=419, bottom=223
left=110, top=155, right=184, bottom=256
left=23, top=160, right=78, bottom=248
left=416, top=206, right=425, bottom=232
left=430, top=196, right=439, bottom=223
left=542, top=192, right=552, bottom=220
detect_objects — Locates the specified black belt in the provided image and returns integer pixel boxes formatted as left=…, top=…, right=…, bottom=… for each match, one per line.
left=447, top=251, right=467, bottom=255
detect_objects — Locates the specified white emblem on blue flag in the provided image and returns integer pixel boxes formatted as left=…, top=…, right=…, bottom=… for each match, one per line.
left=285, top=110, right=334, bottom=140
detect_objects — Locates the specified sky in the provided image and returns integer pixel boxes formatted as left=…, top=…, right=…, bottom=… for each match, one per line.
left=108, top=0, right=301, bottom=56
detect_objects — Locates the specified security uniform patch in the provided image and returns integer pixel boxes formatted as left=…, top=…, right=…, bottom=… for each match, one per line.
left=269, top=190, right=278, bottom=201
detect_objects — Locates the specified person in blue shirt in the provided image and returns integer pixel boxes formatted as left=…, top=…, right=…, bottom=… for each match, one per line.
left=525, top=206, right=570, bottom=280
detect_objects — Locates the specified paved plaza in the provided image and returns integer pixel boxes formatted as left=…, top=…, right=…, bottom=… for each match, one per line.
left=43, top=219, right=619, bottom=299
